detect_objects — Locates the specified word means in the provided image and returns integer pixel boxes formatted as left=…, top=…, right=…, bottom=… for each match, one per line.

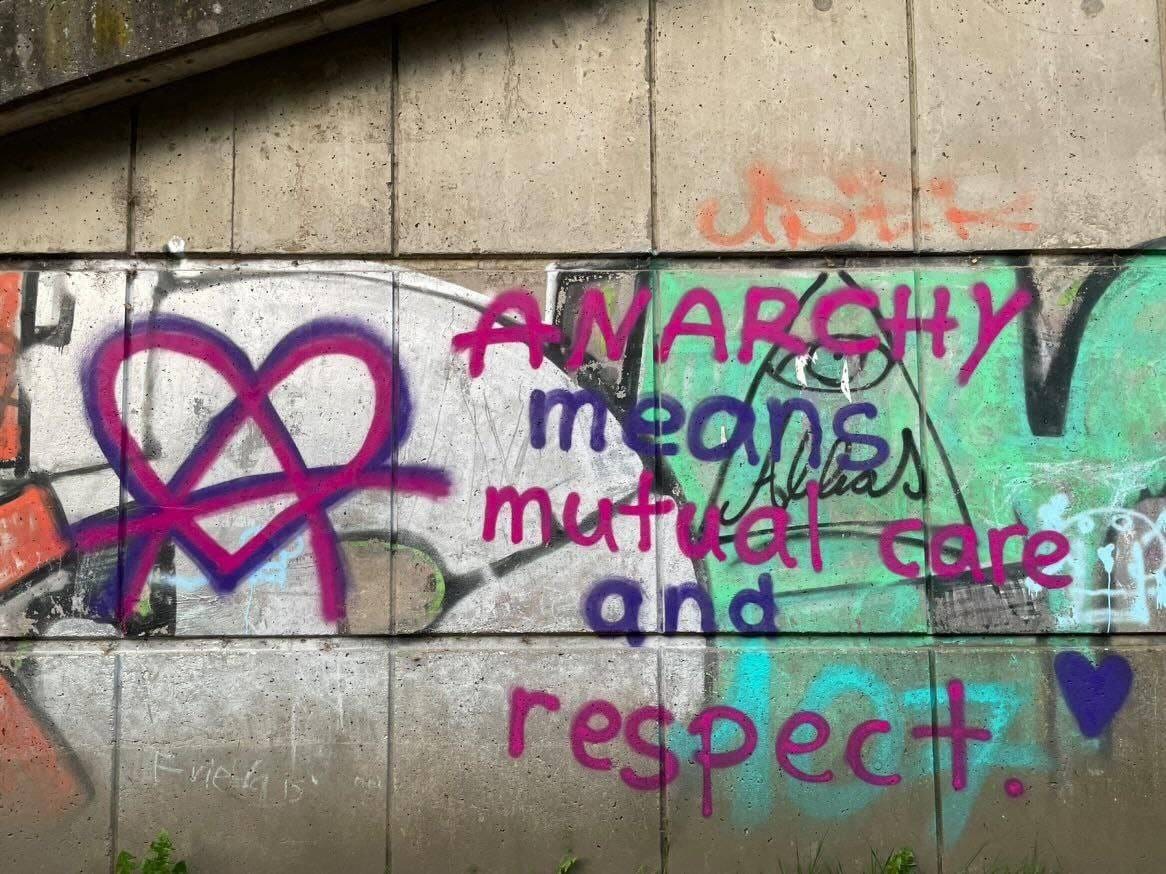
left=531, top=387, right=888, bottom=470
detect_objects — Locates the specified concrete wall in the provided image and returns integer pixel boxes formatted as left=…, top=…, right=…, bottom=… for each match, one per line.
left=0, top=1, right=1165, bottom=872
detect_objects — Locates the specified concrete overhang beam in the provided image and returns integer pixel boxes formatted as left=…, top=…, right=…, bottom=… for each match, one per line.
left=0, top=0, right=433, bottom=136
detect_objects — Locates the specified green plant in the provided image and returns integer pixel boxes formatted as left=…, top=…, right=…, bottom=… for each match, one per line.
left=779, top=845, right=917, bottom=874
left=115, top=831, right=189, bottom=874
left=555, top=853, right=578, bottom=874
left=877, top=848, right=917, bottom=874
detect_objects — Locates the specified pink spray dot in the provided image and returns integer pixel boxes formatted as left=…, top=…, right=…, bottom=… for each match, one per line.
left=1004, top=777, right=1025, bottom=798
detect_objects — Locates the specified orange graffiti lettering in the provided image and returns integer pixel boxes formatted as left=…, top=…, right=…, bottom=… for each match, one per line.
left=697, top=164, right=1038, bottom=248
left=925, top=178, right=1039, bottom=240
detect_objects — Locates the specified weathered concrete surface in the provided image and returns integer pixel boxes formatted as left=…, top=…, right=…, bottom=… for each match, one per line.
left=399, top=259, right=551, bottom=307
left=0, top=106, right=130, bottom=253
left=654, top=0, right=913, bottom=253
left=2, top=0, right=1166, bottom=866
left=391, top=642, right=660, bottom=873
left=0, top=644, right=115, bottom=874
left=396, top=0, right=652, bottom=254
left=0, top=0, right=432, bottom=137
left=937, top=641, right=1166, bottom=872
left=233, top=27, right=392, bottom=253
left=914, top=0, right=1166, bottom=250
left=116, top=640, right=389, bottom=873
left=135, top=26, right=392, bottom=254
left=132, top=72, right=235, bottom=253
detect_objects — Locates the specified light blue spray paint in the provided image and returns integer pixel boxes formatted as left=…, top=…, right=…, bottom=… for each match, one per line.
left=705, top=651, right=1050, bottom=845
left=785, top=664, right=905, bottom=819
left=902, top=680, right=1049, bottom=843
left=166, top=525, right=307, bottom=629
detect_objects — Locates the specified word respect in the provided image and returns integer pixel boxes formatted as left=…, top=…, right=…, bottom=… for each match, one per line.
left=509, top=679, right=993, bottom=818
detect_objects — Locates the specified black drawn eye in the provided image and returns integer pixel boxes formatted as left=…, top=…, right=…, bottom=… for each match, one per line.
left=769, top=338, right=894, bottom=394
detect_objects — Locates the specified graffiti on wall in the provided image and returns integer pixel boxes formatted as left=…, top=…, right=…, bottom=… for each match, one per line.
left=446, top=255, right=1162, bottom=844
left=0, top=255, right=1159, bottom=849
left=696, top=163, right=1039, bottom=248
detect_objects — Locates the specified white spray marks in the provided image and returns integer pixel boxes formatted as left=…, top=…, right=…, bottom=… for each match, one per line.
left=794, top=349, right=813, bottom=388
left=840, top=357, right=853, bottom=402
left=1096, top=542, right=1117, bottom=633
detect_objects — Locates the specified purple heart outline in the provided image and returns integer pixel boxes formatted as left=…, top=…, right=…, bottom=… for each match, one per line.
left=71, top=315, right=451, bottom=624
left=1053, top=651, right=1133, bottom=739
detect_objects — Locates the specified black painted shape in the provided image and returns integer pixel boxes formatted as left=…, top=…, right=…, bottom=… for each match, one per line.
left=1019, top=240, right=1166, bottom=437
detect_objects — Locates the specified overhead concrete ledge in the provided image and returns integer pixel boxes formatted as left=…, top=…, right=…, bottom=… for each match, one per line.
left=0, top=0, right=432, bottom=136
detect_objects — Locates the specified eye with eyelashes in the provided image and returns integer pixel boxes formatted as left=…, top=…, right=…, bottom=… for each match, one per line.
left=767, top=336, right=895, bottom=394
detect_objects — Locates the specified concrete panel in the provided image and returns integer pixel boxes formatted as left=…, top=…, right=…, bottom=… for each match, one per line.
left=935, top=641, right=1166, bottom=872
left=117, top=640, right=389, bottom=873
left=914, top=0, right=1166, bottom=250
left=232, top=27, right=392, bottom=254
left=661, top=642, right=936, bottom=872
left=0, top=644, right=116, bottom=874
left=650, top=267, right=928, bottom=632
left=918, top=259, right=1166, bottom=634
left=654, top=0, right=912, bottom=253
left=391, top=642, right=660, bottom=873
left=122, top=269, right=398, bottom=635
left=0, top=271, right=126, bottom=637
left=394, top=272, right=661, bottom=634
left=399, top=260, right=551, bottom=308
left=133, top=72, right=234, bottom=253
left=396, top=0, right=651, bottom=254
left=0, top=107, right=129, bottom=253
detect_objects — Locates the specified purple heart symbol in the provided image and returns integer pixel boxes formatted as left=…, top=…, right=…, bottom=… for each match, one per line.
left=1053, top=652, right=1133, bottom=739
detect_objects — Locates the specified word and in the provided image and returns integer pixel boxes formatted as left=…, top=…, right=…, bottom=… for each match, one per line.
left=71, top=316, right=451, bottom=623
left=696, top=163, right=1038, bottom=248
left=508, top=679, right=997, bottom=817
left=583, top=574, right=780, bottom=645
left=454, top=284, right=1030, bottom=387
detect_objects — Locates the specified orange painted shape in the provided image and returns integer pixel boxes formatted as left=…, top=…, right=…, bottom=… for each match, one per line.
left=0, top=273, right=21, bottom=463
left=0, top=485, right=69, bottom=594
left=0, top=669, right=87, bottom=820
